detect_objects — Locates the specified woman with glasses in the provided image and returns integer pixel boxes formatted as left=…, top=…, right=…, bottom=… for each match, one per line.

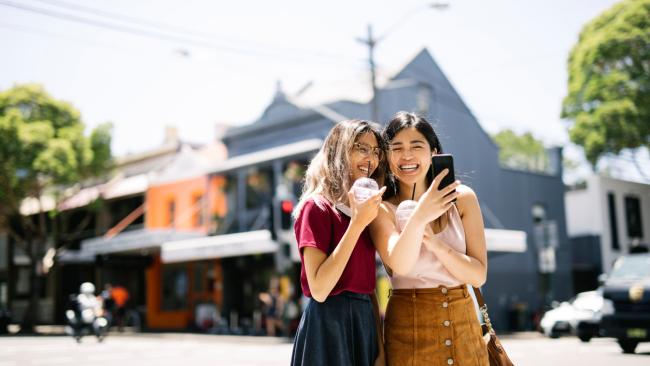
left=291, top=119, right=387, bottom=366
left=370, top=112, right=489, bottom=365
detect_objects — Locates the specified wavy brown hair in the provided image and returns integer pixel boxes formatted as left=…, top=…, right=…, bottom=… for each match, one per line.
left=294, top=119, right=386, bottom=216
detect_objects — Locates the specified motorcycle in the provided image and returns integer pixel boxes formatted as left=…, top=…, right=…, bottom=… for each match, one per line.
left=64, top=283, right=109, bottom=343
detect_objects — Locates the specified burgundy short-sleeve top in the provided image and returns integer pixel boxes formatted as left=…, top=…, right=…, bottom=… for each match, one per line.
left=294, top=197, right=376, bottom=298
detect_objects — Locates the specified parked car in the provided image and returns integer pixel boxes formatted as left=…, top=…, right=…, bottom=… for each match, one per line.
left=573, top=288, right=612, bottom=342
left=600, top=253, right=650, bottom=354
left=540, top=288, right=610, bottom=340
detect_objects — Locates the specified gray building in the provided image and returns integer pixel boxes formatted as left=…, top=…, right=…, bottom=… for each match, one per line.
left=221, top=49, right=572, bottom=331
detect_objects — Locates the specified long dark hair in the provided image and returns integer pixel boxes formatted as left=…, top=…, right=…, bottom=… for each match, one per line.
left=382, top=111, right=443, bottom=200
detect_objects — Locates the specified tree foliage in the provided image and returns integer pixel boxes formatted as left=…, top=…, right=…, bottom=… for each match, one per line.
left=492, top=129, right=549, bottom=173
left=562, top=0, right=650, bottom=166
left=0, top=84, right=112, bottom=202
left=0, top=83, right=113, bottom=331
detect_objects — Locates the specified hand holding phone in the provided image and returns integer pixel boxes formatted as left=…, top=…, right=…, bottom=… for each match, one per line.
left=432, top=154, right=457, bottom=201
left=410, top=154, right=460, bottom=224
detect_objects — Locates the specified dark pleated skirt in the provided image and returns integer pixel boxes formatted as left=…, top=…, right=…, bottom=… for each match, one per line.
left=291, top=291, right=379, bottom=366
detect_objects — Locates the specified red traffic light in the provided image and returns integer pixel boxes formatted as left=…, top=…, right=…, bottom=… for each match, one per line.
left=281, top=200, right=294, bottom=213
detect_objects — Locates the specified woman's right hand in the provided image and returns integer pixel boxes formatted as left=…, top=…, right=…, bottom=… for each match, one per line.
left=348, top=186, right=387, bottom=228
left=414, top=169, right=461, bottom=223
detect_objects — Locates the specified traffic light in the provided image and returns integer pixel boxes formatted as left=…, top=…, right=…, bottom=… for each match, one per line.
left=280, top=199, right=294, bottom=230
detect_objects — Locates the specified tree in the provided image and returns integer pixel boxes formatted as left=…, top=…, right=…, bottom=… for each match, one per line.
left=492, top=129, right=549, bottom=173
left=0, top=84, right=113, bottom=332
left=561, top=0, right=650, bottom=177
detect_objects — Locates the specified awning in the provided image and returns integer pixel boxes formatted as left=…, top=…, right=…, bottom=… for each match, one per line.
left=484, top=229, right=527, bottom=253
left=102, top=173, right=149, bottom=200
left=161, top=230, right=278, bottom=263
left=209, top=139, right=322, bottom=174
left=21, top=173, right=150, bottom=215
left=81, top=228, right=203, bottom=255
left=57, top=248, right=97, bottom=264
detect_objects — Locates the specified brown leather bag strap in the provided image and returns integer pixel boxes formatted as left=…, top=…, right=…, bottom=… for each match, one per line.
left=472, top=286, right=486, bottom=307
left=472, top=286, right=496, bottom=334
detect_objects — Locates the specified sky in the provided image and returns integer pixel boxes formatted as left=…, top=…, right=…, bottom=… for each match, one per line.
left=1, top=0, right=647, bottom=182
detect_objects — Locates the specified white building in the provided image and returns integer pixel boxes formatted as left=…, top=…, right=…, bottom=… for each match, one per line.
left=565, top=175, right=650, bottom=290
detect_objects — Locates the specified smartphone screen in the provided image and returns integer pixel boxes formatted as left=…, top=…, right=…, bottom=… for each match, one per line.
left=432, top=154, right=456, bottom=200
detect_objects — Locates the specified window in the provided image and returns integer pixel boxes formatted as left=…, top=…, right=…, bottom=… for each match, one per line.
left=624, top=196, right=643, bottom=238
left=193, top=262, right=215, bottom=294
left=161, top=265, right=188, bottom=311
left=193, top=194, right=204, bottom=227
left=607, top=192, right=620, bottom=250
left=417, top=84, right=432, bottom=115
left=168, top=199, right=176, bottom=227
left=213, top=175, right=238, bottom=234
left=246, top=168, right=272, bottom=209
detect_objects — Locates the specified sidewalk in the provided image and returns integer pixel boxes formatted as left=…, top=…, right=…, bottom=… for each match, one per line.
left=497, top=331, right=544, bottom=340
left=3, top=324, right=292, bottom=344
left=3, top=323, right=542, bottom=342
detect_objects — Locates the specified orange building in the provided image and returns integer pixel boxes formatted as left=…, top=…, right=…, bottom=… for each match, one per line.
left=75, top=139, right=317, bottom=333
left=145, top=174, right=228, bottom=329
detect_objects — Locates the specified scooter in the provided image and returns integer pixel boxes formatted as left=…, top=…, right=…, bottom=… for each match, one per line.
left=64, top=294, right=109, bottom=343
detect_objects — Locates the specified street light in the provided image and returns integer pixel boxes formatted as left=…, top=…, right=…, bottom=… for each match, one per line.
left=356, top=2, right=449, bottom=122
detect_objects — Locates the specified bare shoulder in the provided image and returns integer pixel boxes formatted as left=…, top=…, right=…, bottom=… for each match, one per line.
left=455, top=184, right=479, bottom=217
left=375, top=201, right=396, bottom=223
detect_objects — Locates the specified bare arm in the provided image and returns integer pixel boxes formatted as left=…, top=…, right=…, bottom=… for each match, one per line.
left=370, top=171, right=460, bottom=276
left=423, top=185, right=488, bottom=287
left=304, top=188, right=386, bottom=302
left=369, top=204, right=426, bottom=276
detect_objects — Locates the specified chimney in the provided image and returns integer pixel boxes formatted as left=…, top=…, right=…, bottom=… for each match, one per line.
left=164, top=125, right=179, bottom=145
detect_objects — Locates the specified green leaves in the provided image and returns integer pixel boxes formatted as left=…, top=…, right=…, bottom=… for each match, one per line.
left=492, top=129, right=549, bottom=173
left=88, top=122, right=114, bottom=177
left=562, top=0, right=650, bottom=166
left=0, top=83, right=113, bottom=205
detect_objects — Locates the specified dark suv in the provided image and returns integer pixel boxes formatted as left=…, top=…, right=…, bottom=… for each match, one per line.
left=600, top=253, right=650, bottom=354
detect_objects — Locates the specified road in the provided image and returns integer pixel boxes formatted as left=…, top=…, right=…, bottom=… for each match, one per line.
left=0, top=332, right=649, bottom=365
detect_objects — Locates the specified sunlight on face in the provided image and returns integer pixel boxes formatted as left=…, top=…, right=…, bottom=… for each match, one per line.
left=349, top=132, right=381, bottom=181
left=388, top=127, right=435, bottom=186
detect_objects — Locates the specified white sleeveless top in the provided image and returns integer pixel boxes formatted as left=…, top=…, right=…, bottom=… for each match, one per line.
left=385, top=202, right=466, bottom=289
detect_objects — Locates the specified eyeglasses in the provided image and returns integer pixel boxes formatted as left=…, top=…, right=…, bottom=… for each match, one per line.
left=353, top=142, right=383, bottom=159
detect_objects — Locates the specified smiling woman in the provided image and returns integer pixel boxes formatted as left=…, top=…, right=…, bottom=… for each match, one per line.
left=290, top=119, right=387, bottom=366
left=370, top=111, right=489, bottom=365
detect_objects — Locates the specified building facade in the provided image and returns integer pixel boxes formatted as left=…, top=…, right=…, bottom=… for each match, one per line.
left=219, top=49, right=572, bottom=331
left=566, top=175, right=650, bottom=292
left=4, top=49, right=573, bottom=333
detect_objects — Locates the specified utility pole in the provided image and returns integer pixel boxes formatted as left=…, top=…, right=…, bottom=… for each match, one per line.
left=356, top=25, right=379, bottom=122
left=355, top=3, right=449, bottom=123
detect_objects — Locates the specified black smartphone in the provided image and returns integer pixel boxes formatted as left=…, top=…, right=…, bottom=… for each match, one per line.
left=432, top=154, right=456, bottom=201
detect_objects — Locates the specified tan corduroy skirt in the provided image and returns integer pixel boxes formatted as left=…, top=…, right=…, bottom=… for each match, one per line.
left=385, top=285, right=489, bottom=366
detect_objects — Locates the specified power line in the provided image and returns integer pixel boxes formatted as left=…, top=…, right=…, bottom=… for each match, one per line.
left=32, top=0, right=350, bottom=63
left=1, top=0, right=361, bottom=67
left=0, top=21, right=346, bottom=84
left=0, top=0, right=261, bottom=56
left=0, top=21, right=142, bottom=53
